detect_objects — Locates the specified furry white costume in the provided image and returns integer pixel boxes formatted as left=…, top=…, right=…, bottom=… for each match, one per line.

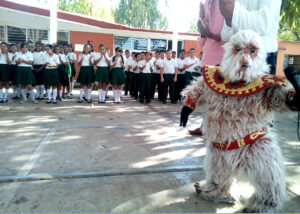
left=180, top=30, right=298, bottom=213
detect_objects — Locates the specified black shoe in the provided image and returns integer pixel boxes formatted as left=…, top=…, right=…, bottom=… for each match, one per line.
left=83, top=97, right=87, bottom=101
left=87, top=99, right=92, bottom=104
left=0, top=99, right=3, bottom=103
left=53, top=101, right=57, bottom=104
left=16, top=96, right=21, bottom=100
left=47, top=100, right=52, bottom=104
left=140, top=100, right=144, bottom=104
left=163, top=101, right=167, bottom=104
left=171, top=101, right=177, bottom=104
left=77, top=99, right=83, bottom=103
left=58, top=97, right=62, bottom=101
left=146, top=100, right=151, bottom=104
left=12, top=96, right=18, bottom=100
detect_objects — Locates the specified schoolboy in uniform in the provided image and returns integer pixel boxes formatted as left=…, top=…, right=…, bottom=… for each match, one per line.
left=184, top=48, right=200, bottom=87
left=175, top=49, right=186, bottom=102
left=138, top=52, right=153, bottom=104
left=160, top=50, right=178, bottom=104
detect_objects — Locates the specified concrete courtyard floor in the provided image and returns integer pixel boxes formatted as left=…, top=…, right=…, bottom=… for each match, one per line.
left=0, top=90, right=299, bottom=213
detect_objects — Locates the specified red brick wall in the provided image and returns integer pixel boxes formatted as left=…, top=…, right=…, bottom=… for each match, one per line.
left=69, top=31, right=114, bottom=77
left=184, top=40, right=202, bottom=58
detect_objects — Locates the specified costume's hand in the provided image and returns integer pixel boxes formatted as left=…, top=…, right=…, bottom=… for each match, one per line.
left=180, top=106, right=193, bottom=127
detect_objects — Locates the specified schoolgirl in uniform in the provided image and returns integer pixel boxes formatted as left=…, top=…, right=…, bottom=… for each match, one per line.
left=0, top=42, right=12, bottom=103
left=77, top=43, right=94, bottom=103
left=94, top=44, right=111, bottom=103
left=67, top=44, right=77, bottom=96
left=43, top=45, right=60, bottom=104
left=16, top=42, right=38, bottom=104
left=32, top=42, right=46, bottom=100
left=9, top=44, right=21, bottom=99
left=56, top=45, right=69, bottom=100
left=110, top=47, right=125, bottom=104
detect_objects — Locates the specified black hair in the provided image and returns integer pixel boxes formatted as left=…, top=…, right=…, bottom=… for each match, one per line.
left=166, top=49, right=172, bottom=53
left=140, top=52, right=146, bottom=55
left=172, top=51, right=176, bottom=54
left=46, top=44, right=53, bottom=50
left=54, top=45, right=60, bottom=53
left=82, top=43, right=91, bottom=54
left=0, top=42, right=8, bottom=47
left=35, top=41, right=42, bottom=46
left=190, top=48, right=196, bottom=51
left=180, top=49, right=186, bottom=54
left=112, top=47, right=124, bottom=64
left=135, top=53, right=140, bottom=58
left=68, top=44, right=74, bottom=52
left=10, top=43, right=17, bottom=47
left=125, top=50, right=130, bottom=53
left=99, top=44, right=107, bottom=50
left=20, top=42, right=28, bottom=49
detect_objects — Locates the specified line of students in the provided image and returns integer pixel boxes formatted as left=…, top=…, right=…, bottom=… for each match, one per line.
left=0, top=40, right=202, bottom=105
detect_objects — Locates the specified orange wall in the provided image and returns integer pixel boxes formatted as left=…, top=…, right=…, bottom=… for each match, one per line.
left=69, top=31, right=114, bottom=76
left=276, top=41, right=300, bottom=76
left=184, top=40, right=202, bottom=57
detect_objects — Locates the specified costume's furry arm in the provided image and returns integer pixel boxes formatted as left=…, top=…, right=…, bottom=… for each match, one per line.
left=262, top=83, right=297, bottom=112
left=182, top=77, right=206, bottom=111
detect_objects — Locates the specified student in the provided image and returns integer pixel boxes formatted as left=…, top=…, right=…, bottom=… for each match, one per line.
left=32, top=42, right=46, bottom=100
left=77, top=44, right=94, bottom=103
left=129, top=52, right=136, bottom=97
left=184, top=48, right=200, bottom=87
left=0, top=42, right=12, bottom=103
left=138, top=52, right=153, bottom=104
left=63, top=44, right=72, bottom=97
left=16, top=42, right=38, bottom=104
left=151, top=51, right=161, bottom=99
left=54, top=45, right=67, bottom=100
left=110, top=47, right=125, bottom=104
left=124, top=50, right=131, bottom=96
left=155, top=51, right=165, bottom=101
left=160, top=50, right=178, bottom=104
left=9, top=44, right=21, bottom=99
left=175, top=49, right=186, bottom=102
left=94, top=44, right=111, bottom=103
left=43, top=44, right=60, bottom=104
left=133, top=53, right=141, bottom=100
left=67, top=44, right=77, bottom=96
left=172, top=51, right=177, bottom=59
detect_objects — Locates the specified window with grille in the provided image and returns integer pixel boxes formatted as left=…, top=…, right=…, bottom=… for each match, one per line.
left=7, top=26, right=26, bottom=44
left=151, top=39, right=167, bottom=51
left=0, top=26, right=5, bottom=42
left=114, top=36, right=148, bottom=51
left=27, top=29, right=48, bottom=44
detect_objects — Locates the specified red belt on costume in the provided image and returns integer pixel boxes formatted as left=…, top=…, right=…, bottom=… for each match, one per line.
left=212, top=128, right=267, bottom=151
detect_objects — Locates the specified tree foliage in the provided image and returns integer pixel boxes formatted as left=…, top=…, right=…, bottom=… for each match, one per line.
left=188, top=22, right=198, bottom=33
left=279, top=0, right=300, bottom=41
left=114, top=0, right=168, bottom=30
left=58, top=0, right=114, bottom=22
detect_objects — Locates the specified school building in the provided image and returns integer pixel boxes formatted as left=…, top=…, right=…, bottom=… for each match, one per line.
left=0, top=0, right=300, bottom=76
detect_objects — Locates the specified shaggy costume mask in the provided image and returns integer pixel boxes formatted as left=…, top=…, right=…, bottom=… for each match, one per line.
left=180, top=30, right=299, bottom=213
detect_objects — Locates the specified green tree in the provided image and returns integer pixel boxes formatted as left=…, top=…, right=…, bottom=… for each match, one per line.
left=279, top=0, right=300, bottom=41
left=188, top=22, right=198, bottom=33
left=114, top=0, right=168, bottom=30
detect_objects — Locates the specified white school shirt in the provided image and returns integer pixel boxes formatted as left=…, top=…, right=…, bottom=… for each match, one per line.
left=162, top=58, right=178, bottom=74
left=125, top=56, right=132, bottom=71
left=138, top=60, right=153, bottom=74
left=59, top=53, right=69, bottom=64
left=17, top=52, right=33, bottom=67
left=110, top=57, right=123, bottom=68
left=78, top=54, right=93, bottom=66
left=0, top=52, right=12, bottom=64
left=155, top=58, right=164, bottom=74
left=44, top=54, right=60, bottom=69
left=184, top=57, right=200, bottom=73
left=32, top=51, right=46, bottom=65
left=221, top=0, right=281, bottom=53
left=94, top=52, right=111, bottom=67
left=130, top=60, right=137, bottom=73
left=68, top=52, right=77, bottom=63
left=152, top=57, right=161, bottom=74
left=9, top=52, right=19, bottom=65
left=177, top=58, right=186, bottom=75
left=132, top=61, right=140, bottom=74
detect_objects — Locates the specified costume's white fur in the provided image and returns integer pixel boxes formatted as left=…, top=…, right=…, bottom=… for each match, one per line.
left=183, top=30, right=293, bottom=212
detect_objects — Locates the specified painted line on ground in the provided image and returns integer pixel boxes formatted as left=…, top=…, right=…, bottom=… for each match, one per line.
left=0, top=166, right=204, bottom=183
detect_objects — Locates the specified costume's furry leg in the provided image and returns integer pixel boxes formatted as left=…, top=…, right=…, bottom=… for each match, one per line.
left=195, top=144, right=234, bottom=203
left=242, top=137, right=286, bottom=213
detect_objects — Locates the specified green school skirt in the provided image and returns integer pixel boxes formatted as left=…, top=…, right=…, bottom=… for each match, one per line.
left=33, top=64, right=45, bottom=85
left=0, top=64, right=10, bottom=82
left=70, top=63, right=76, bottom=77
left=17, top=66, right=36, bottom=85
left=77, top=66, right=95, bottom=84
left=111, top=67, right=125, bottom=85
left=44, top=68, right=60, bottom=86
left=58, top=64, right=69, bottom=86
left=95, top=66, right=110, bottom=84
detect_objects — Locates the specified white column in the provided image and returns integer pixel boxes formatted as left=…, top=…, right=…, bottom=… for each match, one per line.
left=171, top=0, right=179, bottom=52
left=49, top=0, right=58, bottom=44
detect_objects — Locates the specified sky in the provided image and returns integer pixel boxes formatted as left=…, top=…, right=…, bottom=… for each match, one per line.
left=11, top=0, right=200, bottom=32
